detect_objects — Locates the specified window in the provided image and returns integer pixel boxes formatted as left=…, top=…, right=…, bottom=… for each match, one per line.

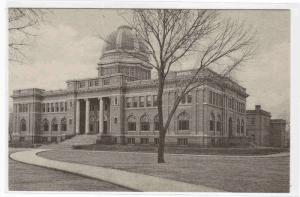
left=60, top=102, right=64, bottom=112
left=103, top=78, right=110, bottom=85
left=251, top=117, right=255, bottom=125
left=69, top=119, right=72, bottom=125
left=79, top=81, right=85, bottom=88
left=209, top=91, right=213, bottom=104
left=154, top=115, right=159, bottom=130
left=178, top=112, right=190, bottom=130
left=55, top=103, right=59, bottom=112
left=70, top=101, right=73, bottom=108
left=187, top=93, right=192, bottom=103
left=19, top=137, right=25, bottom=142
left=217, top=115, right=221, bottom=134
left=51, top=103, right=54, bottom=112
left=181, top=95, right=186, bottom=104
left=114, top=97, right=118, bottom=105
left=177, top=138, right=188, bottom=145
left=43, top=119, right=49, bottom=131
left=127, top=137, right=135, bottom=144
left=241, top=119, right=244, bottom=134
left=61, top=117, right=67, bottom=131
left=42, top=104, right=45, bottom=112
left=153, top=95, right=157, bottom=106
left=237, top=118, right=240, bottom=134
left=139, top=96, right=145, bottom=107
left=126, top=97, right=132, bottom=108
left=47, top=103, right=50, bottom=112
left=20, top=119, right=26, bottom=131
left=65, top=102, right=68, bottom=111
left=140, top=138, right=149, bottom=144
left=95, top=80, right=99, bottom=86
left=146, top=95, right=152, bottom=107
left=140, top=115, right=150, bottom=131
left=210, top=113, right=215, bottom=131
left=154, top=138, right=160, bottom=145
left=127, top=116, right=136, bottom=131
left=51, top=118, right=58, bottom=131
left=133, top=97, right=138, bottom=107
left=114, top=117, right=118, bottom=124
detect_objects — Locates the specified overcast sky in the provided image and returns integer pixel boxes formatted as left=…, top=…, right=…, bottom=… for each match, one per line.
left=9, top=9, right=290, bottom=120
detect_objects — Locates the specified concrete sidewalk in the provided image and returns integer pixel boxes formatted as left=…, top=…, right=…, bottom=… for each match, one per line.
left=10, top=149, right=223, bottom=192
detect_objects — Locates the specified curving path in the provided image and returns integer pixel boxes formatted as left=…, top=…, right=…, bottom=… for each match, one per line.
left=10, top=149, right=223, bottom=192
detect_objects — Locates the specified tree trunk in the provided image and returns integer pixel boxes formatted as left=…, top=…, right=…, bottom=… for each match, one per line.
left=157, top=129, right=166, bottom=163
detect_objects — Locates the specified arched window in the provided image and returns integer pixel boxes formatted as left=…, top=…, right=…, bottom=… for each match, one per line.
left=140, top=114, right=150, bottom=131
left=178, top=112, right=190, bottom=130
left=154, top=115, right=159, bottom=131
left=20, top=119, right=26, bottom=131
left=51, top=118, right=58, bottom=131
left=43, top=119, right=49, bottom=131
left=237, top=118, right=240, bottom=135
left=241, top=119, right=244, bottom=135
left=217, top=114, right=221, bottom=134
left=61, top=117, right=67, bottom=131
left=127, top=115, right=136, bottom=131
left=209, top=113, right=215, bottom=131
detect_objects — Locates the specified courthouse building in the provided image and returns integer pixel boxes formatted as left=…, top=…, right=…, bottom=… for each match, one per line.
left=11, top=25, right=249, bottom=147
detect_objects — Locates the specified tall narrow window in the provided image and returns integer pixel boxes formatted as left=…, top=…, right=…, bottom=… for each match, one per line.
left=210, top=113, right=215, bottom=131
left=61, top=117, right=67, bottom=131
left=133, top=97, right=138, bottom=107
left=146, top=95, right=152, bottom=107
left=217, top=114, right=221, bottom=134
left=43, top=119, right=49, bottom=131
left=154, top=115, right=159, bottom=131
left=237, top=118, right=240, bottom=135
left=51, top=118, right=58, bottom=131
left=241, top=119, right=244, bottom=134
left=140, top=115, right=150, bottom=131
left=139, top=96, right=145, bottom=107
left=178, top=112, right=190, bottom=130
left=187, top=93, right=192, bottom=103
left=20, top=119, right=26, bottom=131
left=127, top=116, right=136, bottom=131
left=153, top=95, right=157, bottom=106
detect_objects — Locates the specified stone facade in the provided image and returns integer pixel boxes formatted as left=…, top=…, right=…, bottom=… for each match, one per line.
left=10, top=26, right=249, bottom=147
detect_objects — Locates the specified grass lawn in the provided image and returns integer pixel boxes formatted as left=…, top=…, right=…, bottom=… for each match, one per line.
left=9, top=149, right=131, bottom=191
left=39, top=149, right=290, bottom=193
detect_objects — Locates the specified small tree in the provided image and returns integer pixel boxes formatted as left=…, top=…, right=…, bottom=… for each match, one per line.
left=129, top=9, right=255, bottom=163
left=8, top=8, right=49, bottom=63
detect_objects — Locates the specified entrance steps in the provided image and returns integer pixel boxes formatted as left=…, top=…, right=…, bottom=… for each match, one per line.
left=40, top=134, right=98, bottom=149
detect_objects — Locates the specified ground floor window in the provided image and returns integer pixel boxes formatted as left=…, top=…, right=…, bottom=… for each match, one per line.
left=154, top=138, right=160, bottom=145
left=19, top=137, right=25, bottom=142
left=140, top=138, right=149, bottom=144
left=127, top=137, right=135, bottom=144
left=177, top=138, right=188, bottom=145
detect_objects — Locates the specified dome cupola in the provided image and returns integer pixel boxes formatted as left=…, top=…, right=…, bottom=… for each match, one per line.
left=98, top=25, right=152, bottom=81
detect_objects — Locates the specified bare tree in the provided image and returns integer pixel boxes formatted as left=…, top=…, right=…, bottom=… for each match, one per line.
left=99, top=9, right=255, bottom=163
left=8, top=8, right=49, bottom=63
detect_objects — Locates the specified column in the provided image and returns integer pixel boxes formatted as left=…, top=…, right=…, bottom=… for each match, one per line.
left=85, top=99, right=90, bottom=134
left=98, top=97, right=104, bottom=134
left=75, top=100, right=80, bottom=134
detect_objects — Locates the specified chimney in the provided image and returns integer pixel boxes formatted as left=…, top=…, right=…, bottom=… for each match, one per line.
left=255, top=105, right=261, bottom=110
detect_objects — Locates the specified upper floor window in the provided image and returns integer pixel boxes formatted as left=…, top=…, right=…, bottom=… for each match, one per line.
left=153, top=95, right=158, bottom=107
left=103, top=78, right=110, bottom=85
left=114, top=97, right=118, bottom=105
left=139, top=96, right=145, bottom=107
left=140, top=115, right=150, bottom=131
left=126, top=97, right=131, bottom=108
left=20, top=119, right=26, bottom=131
left=210, top=112, right=215, bottom=131
left=133, top=97, right=138, bottom=107
left=127, top=116, right=136, bottom=131
left=187, top=93, right=192, bottom=103
left=79, top=81, right=85, bottom=88
left=146, top=95, right=152, bottom=107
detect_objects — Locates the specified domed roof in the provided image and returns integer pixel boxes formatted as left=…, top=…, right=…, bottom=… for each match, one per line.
left=102, top=25, right=148, bottom=54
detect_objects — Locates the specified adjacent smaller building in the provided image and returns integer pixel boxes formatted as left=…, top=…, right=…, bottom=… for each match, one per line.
left=246, top=105, right=287, bottom=147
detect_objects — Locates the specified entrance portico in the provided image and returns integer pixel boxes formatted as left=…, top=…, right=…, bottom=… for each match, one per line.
left=75, top=97, right=108, bottom=135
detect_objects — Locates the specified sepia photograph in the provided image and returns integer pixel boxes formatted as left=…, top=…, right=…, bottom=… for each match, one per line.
left=7, top=7, right=292, bottom=194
